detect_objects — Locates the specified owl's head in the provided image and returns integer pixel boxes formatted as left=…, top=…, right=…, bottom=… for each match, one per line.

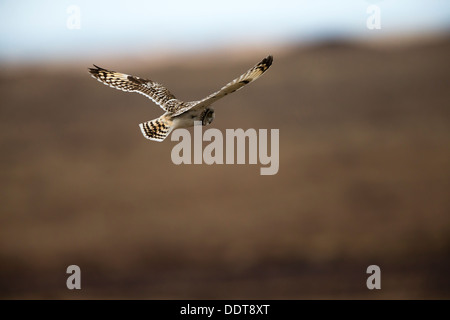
left=202, top=108, right=215, bottom=126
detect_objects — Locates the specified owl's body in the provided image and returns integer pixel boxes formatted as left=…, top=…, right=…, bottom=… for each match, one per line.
left=172, top=108, right=212, bottom=128
left=89, top=55, right=273, bottom=141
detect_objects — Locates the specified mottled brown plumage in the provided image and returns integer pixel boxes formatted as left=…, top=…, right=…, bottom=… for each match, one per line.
left=89, top=55, right=273, bottom=141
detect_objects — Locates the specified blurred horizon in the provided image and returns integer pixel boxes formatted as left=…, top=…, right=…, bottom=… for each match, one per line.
left=1, top=0, right=450, bottom=65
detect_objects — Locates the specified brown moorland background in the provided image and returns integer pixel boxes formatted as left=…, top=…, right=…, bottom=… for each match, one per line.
left=0, top=38, right=449, bottom=299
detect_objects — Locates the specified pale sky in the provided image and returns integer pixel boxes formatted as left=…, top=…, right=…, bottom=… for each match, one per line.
left=0, top=0, right=449, bottom=63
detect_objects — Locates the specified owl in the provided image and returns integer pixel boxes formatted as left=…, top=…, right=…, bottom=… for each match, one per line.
left=89, top=55, right=273, bottom=141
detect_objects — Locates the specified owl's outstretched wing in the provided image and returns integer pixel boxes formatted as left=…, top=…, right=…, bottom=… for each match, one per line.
left=89, top=65, right=177, bottom=111
left=182, top=55, right=273, bottom=115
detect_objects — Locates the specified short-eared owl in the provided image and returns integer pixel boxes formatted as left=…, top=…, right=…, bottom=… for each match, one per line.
left=89, top=55, right=273, bottom=142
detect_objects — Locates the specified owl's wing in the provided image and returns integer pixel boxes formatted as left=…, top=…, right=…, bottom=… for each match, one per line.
left=89, top=65, right=176, bottom=111
left=180, top=55, right=273, bottom=115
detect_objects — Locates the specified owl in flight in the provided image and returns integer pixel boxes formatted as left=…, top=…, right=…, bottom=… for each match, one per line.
left=89, top=55, right=273, bottom=142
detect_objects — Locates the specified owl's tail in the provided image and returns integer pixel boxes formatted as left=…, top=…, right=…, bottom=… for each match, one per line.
left=139, top=115, right=173, bottom=142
